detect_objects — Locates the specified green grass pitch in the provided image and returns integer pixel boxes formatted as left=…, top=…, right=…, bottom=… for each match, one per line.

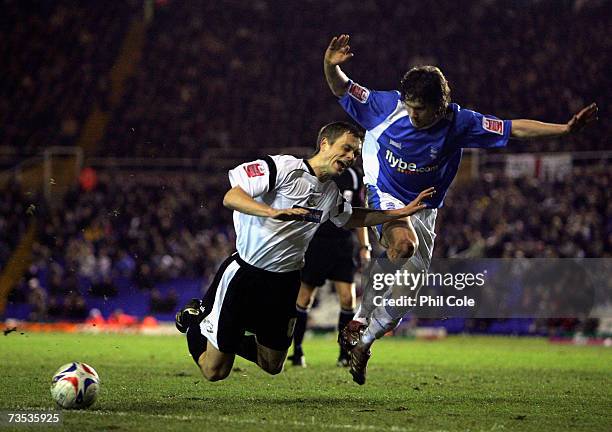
left=1, top=332, right=610, bottom=431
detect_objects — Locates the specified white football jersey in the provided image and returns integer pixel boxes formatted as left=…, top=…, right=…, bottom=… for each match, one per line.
left=228, top=155, right=352, bottom=272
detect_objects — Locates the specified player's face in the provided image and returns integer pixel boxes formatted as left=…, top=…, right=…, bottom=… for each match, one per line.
left=325, top=132, right=362, bottom=175
left=404, top=99, right=438, bottom=129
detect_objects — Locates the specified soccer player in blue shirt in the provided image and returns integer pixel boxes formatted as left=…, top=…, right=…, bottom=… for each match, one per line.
left=324, top=34, right=599, bottom=385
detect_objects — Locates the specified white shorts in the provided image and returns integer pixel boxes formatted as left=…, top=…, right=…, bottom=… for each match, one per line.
left=366, top=185, right=437, bottom=271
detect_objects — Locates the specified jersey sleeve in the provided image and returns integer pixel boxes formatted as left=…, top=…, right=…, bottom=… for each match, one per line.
left=456, top=108, right=512, bottom=149
left=228, top=157, right=276, bottom=198
left=338, top=81, right=400, bottom=130
left=329, top=191, right=353, bottom=227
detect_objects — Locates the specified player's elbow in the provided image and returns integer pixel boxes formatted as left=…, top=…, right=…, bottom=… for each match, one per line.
left=222, top=193, right=231, bottom=209
left=222, top=188, right=238, bottom=210
left=509, top=121, right=529, bottom=140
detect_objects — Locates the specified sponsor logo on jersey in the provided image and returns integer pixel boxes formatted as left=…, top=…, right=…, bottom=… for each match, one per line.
left=244, top=162, right=265, bottom=177
left=348, top=82, right=370, bottom=103
left=482, top=117, right=504, bottom=135
left=385, top=150, right=439, bottom=174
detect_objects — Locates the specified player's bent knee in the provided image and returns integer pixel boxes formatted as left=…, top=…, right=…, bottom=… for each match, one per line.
left=201, top=365, right=231, bottom=382
left=258, top=356, right=285, bottom=375
left=262, top=362, right=284, bottom=375
left=390, top=238, right=418, bottom=260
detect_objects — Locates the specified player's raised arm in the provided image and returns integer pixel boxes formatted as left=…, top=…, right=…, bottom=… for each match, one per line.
left=223, top=187, right=310, bottom=221
left=511, top=103, right=598, bottom=140
left=324, top=34, right=354, bottom=98
left=343, top=188, right=435, bottom=229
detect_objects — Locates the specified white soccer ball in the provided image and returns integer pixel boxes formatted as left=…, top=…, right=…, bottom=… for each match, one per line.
left=50, top=362, right=100, bottom=409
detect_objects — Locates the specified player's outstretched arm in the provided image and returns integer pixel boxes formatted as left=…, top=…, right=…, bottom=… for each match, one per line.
left=511, top=103, right=598, bottom=140
left=223, top=186, right=310, bottom=221
left=324, top=34, right=354, bottom=98
left=344, top=188, right=435, bottom=229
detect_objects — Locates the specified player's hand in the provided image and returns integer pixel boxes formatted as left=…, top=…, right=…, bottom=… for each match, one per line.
left=325, top=34, right=354, bottom=66
left=567, top=103, right=598, bottom=134
left=400, top=187, right=435, bottom=216
left=358, top=247, right=371, bottom=270
left=268, top=207, right=311, bottom=221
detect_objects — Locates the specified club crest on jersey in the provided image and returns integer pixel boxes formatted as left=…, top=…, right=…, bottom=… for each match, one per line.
left=202, top=318, right=213, bottom=333
left=348, top=82, right=370, bottom=103
left=389, top=139, right=402, bottom=150
left=244, top=163, right=265, bottom=178
left=482, top=117, right=504, bottom=135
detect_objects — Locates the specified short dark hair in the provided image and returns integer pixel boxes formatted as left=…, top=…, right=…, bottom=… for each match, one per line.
left=315, top=121, right=363, bottom=154
left=399, top=66, right=451, bottom=116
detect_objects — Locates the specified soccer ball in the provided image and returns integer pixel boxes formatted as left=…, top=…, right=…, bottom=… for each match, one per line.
left=50, top=362, right=100, bottom=409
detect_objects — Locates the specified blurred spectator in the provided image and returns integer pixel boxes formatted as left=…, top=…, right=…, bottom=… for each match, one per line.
left=63, top=291, right=88, bottom=320
left=108, top=309, right=138, bottom=326
left=0, top=180, right=32, bottom=269
left=150, top=288, right=178, bottom=314
left=27, top=278, right=47, bottom=321
left=85, top=308, right=107, bottom=327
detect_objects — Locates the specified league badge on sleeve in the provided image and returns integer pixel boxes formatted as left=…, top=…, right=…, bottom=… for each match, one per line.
left=348, top=82, right=370, bottom=104
left=244, top=163, right=265, bottom=178
left=482, top=117, right=504, bottom=135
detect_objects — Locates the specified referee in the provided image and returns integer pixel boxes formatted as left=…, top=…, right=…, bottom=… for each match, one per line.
left=288, top=166, right=371, bottom=367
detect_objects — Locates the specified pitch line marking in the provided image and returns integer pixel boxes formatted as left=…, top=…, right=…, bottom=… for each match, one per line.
left=74, top=410, right=422, bottom=431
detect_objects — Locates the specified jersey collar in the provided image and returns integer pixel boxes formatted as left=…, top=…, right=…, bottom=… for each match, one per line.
left=303, top=159, right=316, bottom=176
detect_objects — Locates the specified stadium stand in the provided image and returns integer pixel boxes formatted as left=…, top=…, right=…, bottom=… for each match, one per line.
left=4, top=164, right=609, bottom=326
left=0, top=1, right=136, bottom=159
left=100, top=0, right=609, bottom=157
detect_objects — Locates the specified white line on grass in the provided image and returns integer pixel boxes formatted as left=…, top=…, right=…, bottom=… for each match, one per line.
left=74, top=410, right=423, bottom=432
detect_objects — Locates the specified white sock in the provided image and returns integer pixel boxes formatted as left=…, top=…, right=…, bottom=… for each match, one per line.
left=361, top=256, right=428, bottom=345
left=362, top=305, right=399, bottom=345
left=355, top=260, right=393, bottom=322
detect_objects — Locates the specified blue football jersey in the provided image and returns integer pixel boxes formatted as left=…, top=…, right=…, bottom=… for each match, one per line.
left=340, top=81, right=512, bottom=208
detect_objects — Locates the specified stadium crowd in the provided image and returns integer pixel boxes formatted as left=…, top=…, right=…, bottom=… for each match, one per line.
left=0, top=0, right=136, bottom=158
left=101, top=0, right=608, bottom=157
left=435, top=165, right=611, bottom=259
left=8, top=171, right=234, bottom=320
left=6, top=163, right=610, bottom=322
left=0, top=180, right=32, bottom=269
left=1, top=1, right=607, bottom=162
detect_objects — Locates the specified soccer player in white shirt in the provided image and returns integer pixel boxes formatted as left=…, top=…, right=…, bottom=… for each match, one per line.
left=176, top=121, right=435, bottom=382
